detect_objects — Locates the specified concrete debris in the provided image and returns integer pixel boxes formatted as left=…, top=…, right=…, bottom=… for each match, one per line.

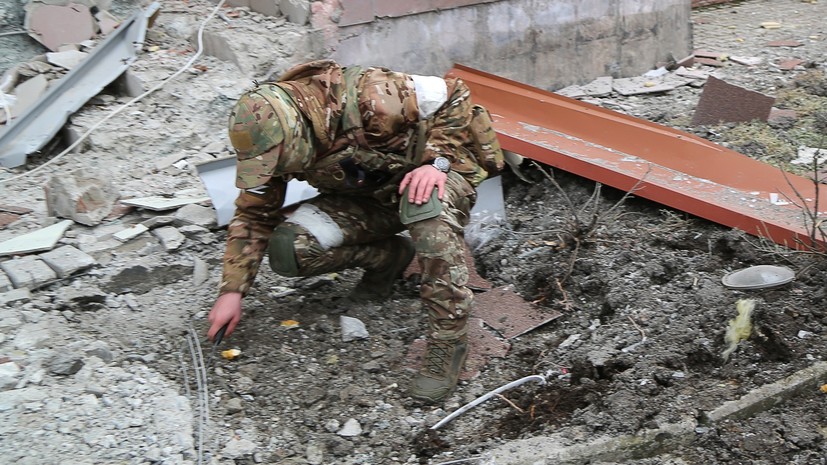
left=692, top=76, right=775, bottom=126
left=612, top=74, right=693, bottom=96
left=340, top=315, right=369, bottom=342
left=45, top=170, right=120, bottom=226
left=173, top=203, right=217, bottom=229
left=791, top=146, right=827, bottom=165
left=729, top=55, right=763, bottom=66
left=46, top=50, right=89, bottom=70
left=38, top=245, right=97, bottom=278
left=0, top=219, right=73, bottom=256
left=10, top=74, right=48, bottom=119
left=0, top=288, right=32, bottom=306
left=151, top=226, right=185, bottom=251
left=112, top=223, right=148, bottom=242
left=0, top=255, right=58, bottom=290
left=337, top=418, right=362, bottom=437
left=25, top=1, right=96, bottom=52
left=0, top=2, right=159, bottom=168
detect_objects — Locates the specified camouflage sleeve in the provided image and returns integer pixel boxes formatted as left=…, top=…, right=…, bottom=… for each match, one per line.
left=422, top=77, right=487, bottom=186
left=219, top=178, right=288, bottom=296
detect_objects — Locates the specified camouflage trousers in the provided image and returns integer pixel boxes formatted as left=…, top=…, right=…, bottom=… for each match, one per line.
left=268, top=171, right=476, bottom=339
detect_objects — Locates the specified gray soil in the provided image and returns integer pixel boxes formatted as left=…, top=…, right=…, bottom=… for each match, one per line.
left=1, top=1, right=826, bottom=464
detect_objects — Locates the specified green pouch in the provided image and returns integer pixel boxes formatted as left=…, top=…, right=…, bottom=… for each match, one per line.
left=399, top=187, right=443, bottom=225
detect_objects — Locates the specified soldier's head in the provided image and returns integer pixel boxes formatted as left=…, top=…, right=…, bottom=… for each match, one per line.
left=228, top=84, right=313, bottom=189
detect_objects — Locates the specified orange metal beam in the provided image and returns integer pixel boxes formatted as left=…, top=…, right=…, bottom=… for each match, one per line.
left=448, top=64, right=827, bottom=250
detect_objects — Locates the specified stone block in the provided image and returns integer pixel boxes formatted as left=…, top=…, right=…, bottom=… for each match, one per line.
left=152, top=226, right=186, bottom=251
left=0, top=288, right=32, bottom=306
left=0, top=256, right=58, bottom=289
left=0, top=272, right=12, bottom=292
left=250, top=0, right=279, bottom=17
left=281, top=0, right=310, bottom=25
left=39, top=245, right=97, bottom=278
left=174, top=204, right=217, bottom=229
left=45, top=170, right=120, bottom=226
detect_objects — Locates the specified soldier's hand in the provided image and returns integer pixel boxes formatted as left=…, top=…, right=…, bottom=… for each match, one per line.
left=399, top=164, right=448, bottom=205
left=208, top=292, right=243, bottom=341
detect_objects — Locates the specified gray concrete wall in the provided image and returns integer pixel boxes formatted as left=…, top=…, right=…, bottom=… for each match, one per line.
left=315, top=0, right=692, bottom=91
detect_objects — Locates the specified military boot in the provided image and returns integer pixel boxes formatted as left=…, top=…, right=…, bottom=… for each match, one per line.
left=349, top=235, right=416, bottom=301
left=409, top=335, right=468, bottom=403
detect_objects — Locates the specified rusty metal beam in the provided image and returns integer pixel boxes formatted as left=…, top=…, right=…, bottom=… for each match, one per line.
left=448, top=64, right=827, bottom=250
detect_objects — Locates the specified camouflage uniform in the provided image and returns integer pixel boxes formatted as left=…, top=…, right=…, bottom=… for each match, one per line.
left=220, top=59, right=502, bottom=343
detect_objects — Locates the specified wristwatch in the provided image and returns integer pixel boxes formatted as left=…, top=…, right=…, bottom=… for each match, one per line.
left=429, top=156, right=451, bottom=173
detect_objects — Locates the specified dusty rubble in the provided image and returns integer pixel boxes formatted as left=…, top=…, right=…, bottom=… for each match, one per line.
left=1, top=0, right=827, bottom=464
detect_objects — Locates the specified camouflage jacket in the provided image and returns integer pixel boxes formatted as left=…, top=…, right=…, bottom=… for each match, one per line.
left=219, top=60, right=488, bottom=296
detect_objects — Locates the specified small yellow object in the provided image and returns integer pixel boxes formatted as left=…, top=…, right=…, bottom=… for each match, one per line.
left=760, top=21, right=782, bottom=29
left=280, top=319, right=300, bottom=328
left=722, top=299, right=755, bottom=361
left=644, top=81, right=656, bottom=88
left=147, top=45, right=160, bottom=52
left=820, top=384, right=827, bottom=394
left=221, top=348, right=241, bottom=360
left=736, top=38, right=745, bottom=42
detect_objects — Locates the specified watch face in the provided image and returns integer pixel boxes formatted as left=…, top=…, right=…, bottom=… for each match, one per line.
left=434, top=157, right=450, bottom=172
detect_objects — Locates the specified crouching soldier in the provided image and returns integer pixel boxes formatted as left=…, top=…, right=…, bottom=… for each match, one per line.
left=207, top=60, right=503, bottom=402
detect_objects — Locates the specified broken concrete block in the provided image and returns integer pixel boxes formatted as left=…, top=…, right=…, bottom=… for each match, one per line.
left=730, top=56, right=763, bottom=66
left=112, top=70, right=144, bottom=98
left=113, top=224, right=149, bottom=242
left=0, top=288, right=32, bottom=306
left=612, top=74, right=691, bottom=96
left=54, top=285, right=108, bottom=310
left=25, top=1, right=97, bottom=51
left=281, top=0, right=310, bottom=25
left=555, top=85, right=586, bottom=99
left=581, top=76, right=613, bottom=97
left=11, top=74, right=48, bottom=119
left=0, top=219, right=73, bottom=256
left=0, top=273, right=12, bottom=293
left=94, top=9, right=121, bottom=35
left=0, top=256, right=58, bottom=289
left=251, top=0, right=280, bottom=17
left=152, top=226, right=186, bottom=251
left=39, top=245, right=97, bottom=278
left=46, top=50, right=89, bottom=70
left=691, top=76, right=775, bottom=126
left=179, top=224, right=216, bottom=244
left=174, top=203, right=217, bottom=229
left=45, top=170, right=120, bottom=226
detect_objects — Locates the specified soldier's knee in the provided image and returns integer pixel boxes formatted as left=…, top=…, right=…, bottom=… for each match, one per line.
left=267, top=224, right=305, bottom=277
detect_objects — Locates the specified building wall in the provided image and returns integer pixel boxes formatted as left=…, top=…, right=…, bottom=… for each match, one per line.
left=309, top=0, right=692, bottom=91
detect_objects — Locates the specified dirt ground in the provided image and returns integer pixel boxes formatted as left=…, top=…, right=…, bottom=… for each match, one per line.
left=2, top=0, right=827, bottom=464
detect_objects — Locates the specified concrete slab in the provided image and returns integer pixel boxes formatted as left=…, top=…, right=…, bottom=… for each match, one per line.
left=692, top=76, right=775, bottom=126
left=580, top=76, right=613, bottom=97
left=704, top=361, right=827, bottom=423
left=612, top=75, right=691, bottom=96
left=0, top=220, right=73, bottom=256
left=0, top=255, right=58, bottom=289
left=45, top=171, right=120, bottom=226
left=11, top=74, right=48, bottom=119
left=25, top=1, right=96, bottom=51
left=38, top=245, right=97, bottom=278
left=113, top=224, right=149, bottom=242
left=174, top=203, right=217, bottom=229
left=473, top=285, right=562, bottom=339
left=46, top=50, right=89, bottom=70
